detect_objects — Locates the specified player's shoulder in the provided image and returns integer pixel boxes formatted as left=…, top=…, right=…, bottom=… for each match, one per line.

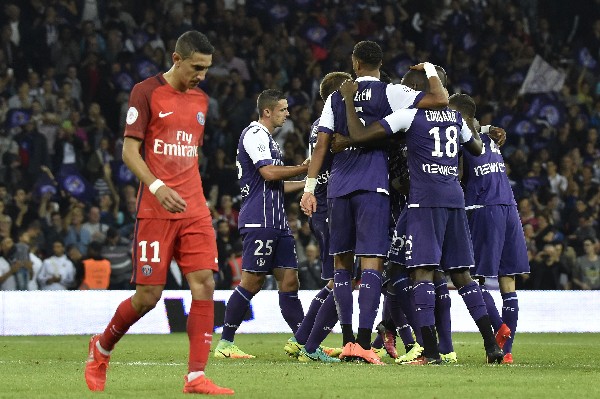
left=133, top=74, right=163, bottom=94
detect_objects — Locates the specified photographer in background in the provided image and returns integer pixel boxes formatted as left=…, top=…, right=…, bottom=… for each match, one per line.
left=530, top=243, right=565, bottom=290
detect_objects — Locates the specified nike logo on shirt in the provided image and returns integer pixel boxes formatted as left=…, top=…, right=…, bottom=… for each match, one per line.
left=159, top=111, right=173, bottom=118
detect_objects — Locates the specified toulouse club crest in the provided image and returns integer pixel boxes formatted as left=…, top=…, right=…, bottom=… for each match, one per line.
left=197, top=111, right=205, bottom=126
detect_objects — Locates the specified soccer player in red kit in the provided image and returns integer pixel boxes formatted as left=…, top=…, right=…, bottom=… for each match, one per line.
left=84, top=31, right=233, bottom=395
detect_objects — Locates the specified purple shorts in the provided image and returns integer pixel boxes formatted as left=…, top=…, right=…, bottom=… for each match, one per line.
left=388, top=206, right=408, bottom=265
left=468, top=205, right=530, bottom=277
left=327, top=191, right=390, bottom=257
left=405, top=207, right=474, bottom=271
left=309, top=213, right=334, bottom=280
left=239, top=227, right=298, bottom=273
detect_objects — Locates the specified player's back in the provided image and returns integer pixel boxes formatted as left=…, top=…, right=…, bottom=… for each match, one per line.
left=326, top=79, right=393, bottom=198
left=462, top=133, right=516, bottom=207
left=405, top=108, right=468, bottom=208
left=236, top=121, right=288, bottom=230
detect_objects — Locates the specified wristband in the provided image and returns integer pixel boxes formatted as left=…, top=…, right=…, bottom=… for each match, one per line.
left=149, top=179, right=165, bottom=195
left=423, top=62, right=438, bottom=79
left=480, top=125, right=491, bottom=134
left=304, top=177, right=317, bottom=194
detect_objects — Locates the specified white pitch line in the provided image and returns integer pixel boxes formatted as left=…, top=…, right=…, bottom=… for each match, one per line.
left=0, top=360, right=186, bottom=366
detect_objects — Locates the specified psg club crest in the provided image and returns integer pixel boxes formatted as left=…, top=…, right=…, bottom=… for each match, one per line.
left=142, top=264, right=153, bottom=276
left=196, top=111, right=205, bottom=126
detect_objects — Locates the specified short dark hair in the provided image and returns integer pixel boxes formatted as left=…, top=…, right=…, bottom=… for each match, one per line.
left=401, top=65, right=447, bottom=92
left=449, top=93, right=476, bottom=119
left=257, top=89, right=286, bottom=116
left=379, top=70, right=392, bottom=84
left=319, top=72, right=352, bottom=100
left=352, top=41, right=383, bottom=68
left=175, top=30, right=214, bottom=58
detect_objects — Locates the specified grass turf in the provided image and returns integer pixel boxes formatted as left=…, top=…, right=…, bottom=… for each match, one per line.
left=0, top=333, right=599, bottom=398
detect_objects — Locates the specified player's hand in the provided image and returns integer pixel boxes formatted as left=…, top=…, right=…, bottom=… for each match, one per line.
left=339, top=79, right=358, bottom=100
left=489, top=126, right=506, bottom=147
left=409, top=63, right=425, bottom=71
left=300, top=192, right=317, bottom=217
left=155, top=185, right=187, bottom=213
left=331, top=133, right=351, bottom=153
left=302, top=157, right=310, bottom=166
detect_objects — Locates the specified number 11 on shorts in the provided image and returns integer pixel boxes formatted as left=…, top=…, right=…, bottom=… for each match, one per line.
left=139, top=240, right=161, bottom=262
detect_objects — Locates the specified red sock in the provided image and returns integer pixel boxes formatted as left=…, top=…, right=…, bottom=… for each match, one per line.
left=99, top=297, right=142, bottom=351
left=187, top=300, right=214, bottom=372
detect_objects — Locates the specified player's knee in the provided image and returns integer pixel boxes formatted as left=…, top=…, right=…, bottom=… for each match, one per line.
left=450, top=270, right=472, bottom=289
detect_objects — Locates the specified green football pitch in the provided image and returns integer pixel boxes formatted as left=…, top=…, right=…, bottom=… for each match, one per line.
left=1, top=333, right=599, bottom=398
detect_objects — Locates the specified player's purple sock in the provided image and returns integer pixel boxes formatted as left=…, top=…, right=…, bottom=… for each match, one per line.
left=413, top=281, right=436, bottom=327
left=388, top=292, right=414, bottom=346
left=358, top=269, right=382, bottom=330
left=279, top=291, right=304, bottom=334
left=458, top=281, right=488, bottom=322
left=434, top=281, right=454, bottom=354
left=333, top=269, right=353, bottom=325
left=393, top=275, right=423, bottom=345
left=501, top=292, right=519, bottom=354
left=295, top=286, right=330, bottom=345
left=481, top=285, right=503, bottom=332
left=304, top=291, right=339, bottom=353
left=221, top=286, right=255, bottom=342
left=413, top=281, right=438, bottom=358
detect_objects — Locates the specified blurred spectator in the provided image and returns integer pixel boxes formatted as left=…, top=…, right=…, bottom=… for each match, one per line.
left=215, top=219, right=233, bottom=289
left=0, top=236, right=31, bottom=290
left=101, top=227, right=132, bottom=290
left=298, top=243, right=324, bottom=290
left=530, top=243, right=565, bottom=290
left=78, top=240, right=111, bottom=290
left=81, top=205, right=109, bottom=243
left=37, top=240, right=75, bottom=290
left=228, top=240, right=243, bottom=289
left=64, top=207, right=91, bottom=254
left=572, top=238, right=600, bottom=289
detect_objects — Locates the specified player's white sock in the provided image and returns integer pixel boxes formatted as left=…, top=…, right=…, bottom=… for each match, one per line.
left=187, top=371, right=205, bottom=382
left=96, top=340, right=112, bottom=356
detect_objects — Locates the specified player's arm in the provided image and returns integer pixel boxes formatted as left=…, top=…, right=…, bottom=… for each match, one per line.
left=284, top=180, right=306, bottom=193
left=300, top=132, right=330, bottom=216
left=460, top=117, right=483, bottom=156
left=259, top=163, right=308, bottom=181
left=338, top=80, right=388, bottom=144
left=482, top=125, right=507, bottom=147
left=122, top=137, right=187, bottom=213
left=410, top=62, right=449, bottom=110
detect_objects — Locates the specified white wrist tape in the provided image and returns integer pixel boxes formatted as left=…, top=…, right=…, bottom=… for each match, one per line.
left=480, top=125, right=491, bottom=134
left=423, top=62, right=438, bottom=79
left=149, top=179, right=165, bottom=195
left=304, top=177, right=317, bottom=194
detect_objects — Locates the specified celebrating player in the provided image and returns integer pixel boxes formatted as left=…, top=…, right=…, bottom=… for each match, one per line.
left=458, top=105, right=530, bottom=365
left=214, top=89, right=308, bottom=359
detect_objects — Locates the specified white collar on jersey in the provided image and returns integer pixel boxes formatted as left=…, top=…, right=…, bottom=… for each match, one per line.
left=249, top=120, right=270, bottom=134
left=356, top=76, right=381, bottom=82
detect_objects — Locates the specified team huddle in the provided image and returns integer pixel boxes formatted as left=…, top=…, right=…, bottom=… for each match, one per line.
left=84, top=32, right=529, bottom=396
left=215, top=40, right=529, bottom=367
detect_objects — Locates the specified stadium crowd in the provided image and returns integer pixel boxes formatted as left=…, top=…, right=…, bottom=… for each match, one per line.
left=0, top=0, right=599, bottom=292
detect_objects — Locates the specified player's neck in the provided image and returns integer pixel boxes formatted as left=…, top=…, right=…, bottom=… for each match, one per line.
left=356, top=69, right=380, bottom=80
left=258, top=118, right=274, bottom=134
left=162, top=69, right=186, bottom=92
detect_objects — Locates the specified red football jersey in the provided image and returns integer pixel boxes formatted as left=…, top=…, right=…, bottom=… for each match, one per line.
left=124, top=74, right=210, bottom=219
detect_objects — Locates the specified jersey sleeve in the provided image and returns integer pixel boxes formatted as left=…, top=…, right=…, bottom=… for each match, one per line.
left=317, top=93, right=335, bottom=134
left=458, top=118, right=474, bottom=144
left=243, top=130, right=274, bottom=168
left=386, top=84, right=426, bottom=111
left=379, top=108, right=418, bottom=136
left=123, top=82, right=151, bottom=140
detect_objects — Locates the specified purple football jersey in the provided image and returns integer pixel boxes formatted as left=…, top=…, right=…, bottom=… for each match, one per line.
left=380, top=108, right=474, bottom=208
left=237, top=121, right=288, bottom=230
left=461, top=133, right=516, bottom=207
left=318, top=76, right=424, bottom=198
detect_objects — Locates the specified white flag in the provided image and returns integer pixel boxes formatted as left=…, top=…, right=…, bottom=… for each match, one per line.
left=519, top=55, right=566, bottom=95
